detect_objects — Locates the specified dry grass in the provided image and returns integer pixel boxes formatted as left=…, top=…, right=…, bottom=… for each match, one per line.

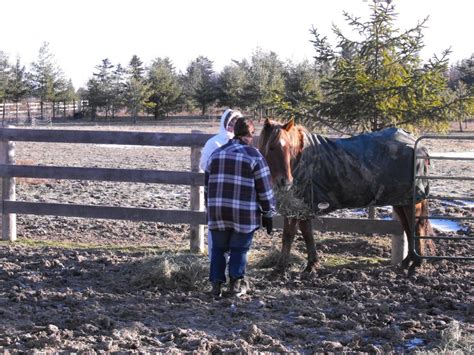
left=130, top=253, right=209, bottom=291
left=273, top=187, right=314, bottom=219
left=417, top=320, right=474, bottom=354
left=250, top=246, right=307, bottom=270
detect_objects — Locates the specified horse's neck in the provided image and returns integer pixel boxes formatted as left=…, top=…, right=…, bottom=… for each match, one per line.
left=290, top=128, right=307, bottom=169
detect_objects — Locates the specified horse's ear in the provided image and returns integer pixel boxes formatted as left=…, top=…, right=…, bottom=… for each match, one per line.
left=264, top=118, right=272, bottom=127
left=283, top=118, right=295, bottom=131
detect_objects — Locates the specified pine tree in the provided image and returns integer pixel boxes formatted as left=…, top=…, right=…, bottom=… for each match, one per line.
left=7, top=57, right=30, bottom=120
left=183, top=56, right=217, bottom=115
left=124, top=55, right=149, bottom=123
left=146, top=57, right=182, bottom=118
left=0, top=51, right=10, bottom=123
left=30, top=42, right=66, bottom=118
left=274, top=60, right=322, bottom=129
left=311, top=0, right=459, bottom=133
left=216, top=64, right=249, bottom=109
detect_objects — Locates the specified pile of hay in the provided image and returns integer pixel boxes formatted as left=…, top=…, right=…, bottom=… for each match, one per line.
left=130, top=253, right=208, bottom=291
left=273, top=186, right=315, bottom=220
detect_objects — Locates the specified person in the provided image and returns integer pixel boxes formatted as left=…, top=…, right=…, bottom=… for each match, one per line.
left=200, top=108, right=243, bottom=261
left=199, top=108, right=243, bottom=171
left=204, top=117, right=276, bottom=299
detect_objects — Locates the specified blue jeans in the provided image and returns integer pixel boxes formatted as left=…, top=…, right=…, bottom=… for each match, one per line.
left=209, top=230, right=254, bottom=283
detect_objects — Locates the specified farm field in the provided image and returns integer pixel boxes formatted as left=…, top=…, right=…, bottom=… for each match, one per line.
left=0, top=120, right=472, bottom=353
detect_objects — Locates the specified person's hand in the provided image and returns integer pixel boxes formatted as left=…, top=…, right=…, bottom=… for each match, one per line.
left=262, top=216, right=273, bottom=235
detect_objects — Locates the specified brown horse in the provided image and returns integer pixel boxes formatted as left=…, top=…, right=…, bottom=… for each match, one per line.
left=258, top=118, right=434, bottom=273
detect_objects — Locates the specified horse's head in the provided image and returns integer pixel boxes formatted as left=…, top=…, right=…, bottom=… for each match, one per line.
left=258, top=118, right=305, bottom=189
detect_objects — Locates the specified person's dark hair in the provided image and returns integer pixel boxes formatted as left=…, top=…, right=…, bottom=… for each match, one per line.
left=233, top=117, right=255, bottom=138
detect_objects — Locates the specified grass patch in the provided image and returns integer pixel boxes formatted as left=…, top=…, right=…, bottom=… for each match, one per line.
left=130, top=253, right=208, bottom=291
left=0, top=238, right=168, bottom=253
left=322, top=254, right=388, bottom=269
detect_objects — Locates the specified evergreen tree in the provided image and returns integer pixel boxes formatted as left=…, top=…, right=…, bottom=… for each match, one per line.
left=30, top=42, right=66, bottom=117
left=241, top=49, right=285, bottom=118
left=124, top=55, right=149, bottom=123
left=87, top=58, right=114, bottom=118
left=0, top=51, right=10, bottom=122
left=110, top=64, right=127, bottom=118
left=456, top=54, right=474, bottom=87
left=183, top=56, right=217, bottom=115
left=146, top=57, right=182, bottom=118
left=54, top=79, right=76, bottom=117
left=311, top=0, right=460, bottom=133
left=216, top=63, right=249, bottom=109
left=275, top=60, right=322, bottom=129
left=448, top=81, right=472, bottom=131
left=128, top=55, right=145, bottom=80
left=7, top=57, right=30, bottom=119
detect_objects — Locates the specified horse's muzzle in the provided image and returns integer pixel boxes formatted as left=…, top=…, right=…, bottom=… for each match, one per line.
left=275, top=176, right=293, bottom=191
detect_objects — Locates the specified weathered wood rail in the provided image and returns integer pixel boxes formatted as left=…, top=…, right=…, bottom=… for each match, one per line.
left=0, top=127, right=405, bottom=262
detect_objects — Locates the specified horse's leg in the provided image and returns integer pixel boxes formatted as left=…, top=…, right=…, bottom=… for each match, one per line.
left=393, top=205, right=414, bottom=269
left=297, top=219, right=318, bottom=272
left=277, top=217, right=298, bottom=271
left=410, top=199, right=436, bottom=267
left=421, top=199, right=436, bottom=256
left=396, top=202, right=431, bottom=272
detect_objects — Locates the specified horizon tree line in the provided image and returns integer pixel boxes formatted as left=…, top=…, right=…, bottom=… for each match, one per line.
left=0, top=1, right=472, bottom=133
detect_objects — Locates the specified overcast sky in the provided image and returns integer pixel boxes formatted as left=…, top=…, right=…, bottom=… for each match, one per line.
left=1, top=0, right=472, bottom=88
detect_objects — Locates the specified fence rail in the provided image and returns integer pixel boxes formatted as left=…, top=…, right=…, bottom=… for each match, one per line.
left=0, top=127, right=405, bottom=262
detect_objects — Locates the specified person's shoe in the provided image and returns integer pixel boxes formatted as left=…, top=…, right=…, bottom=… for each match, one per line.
left=229, top=278, right=248, bottom=297
left=211, top=282, right=223, bottom=299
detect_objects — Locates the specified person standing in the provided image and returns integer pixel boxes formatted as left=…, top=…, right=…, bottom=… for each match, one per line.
left=204, top=117, right=275, bottom=299
left=200, top=109, right=243, bottom=260
left=199, top=108, right=243, bottom=171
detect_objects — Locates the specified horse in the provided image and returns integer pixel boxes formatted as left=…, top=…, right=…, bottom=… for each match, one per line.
left=258, top=118, right=434, bottom=274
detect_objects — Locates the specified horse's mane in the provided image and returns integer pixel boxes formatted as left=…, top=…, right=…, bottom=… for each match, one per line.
left=259, top=119, right=307, bottom=159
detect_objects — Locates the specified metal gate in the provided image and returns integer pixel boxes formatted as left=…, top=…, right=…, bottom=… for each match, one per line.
left=412, top=134, right=474, bottom=261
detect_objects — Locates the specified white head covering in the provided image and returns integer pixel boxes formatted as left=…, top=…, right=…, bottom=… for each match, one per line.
left=199, top=109, right=243, bottom=171
left=218, top=108, right=244, bottom=137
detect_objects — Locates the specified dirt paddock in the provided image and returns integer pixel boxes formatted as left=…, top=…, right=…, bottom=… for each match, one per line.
left=0, top=120, right=472, bottom=353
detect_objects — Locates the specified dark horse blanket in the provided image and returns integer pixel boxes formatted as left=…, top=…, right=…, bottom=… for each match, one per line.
left=292, top=127, right=429, bottom=214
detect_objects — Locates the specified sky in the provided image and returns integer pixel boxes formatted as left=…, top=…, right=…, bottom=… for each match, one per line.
left=1, top=0, right=472, bottom=89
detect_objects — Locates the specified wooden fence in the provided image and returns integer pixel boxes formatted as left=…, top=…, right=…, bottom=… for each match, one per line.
left=1, top=101, right=88, bottom=123
left=0, top=127, right=406, bottom=263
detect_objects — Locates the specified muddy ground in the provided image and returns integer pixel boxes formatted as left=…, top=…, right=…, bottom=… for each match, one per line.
left=0, top=120, right=472, bottom=353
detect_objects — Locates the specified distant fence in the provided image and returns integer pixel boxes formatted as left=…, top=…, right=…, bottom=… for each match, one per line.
left=0, top=100, right=88, bottom=124
left=0, top=127, right=405, bottom=261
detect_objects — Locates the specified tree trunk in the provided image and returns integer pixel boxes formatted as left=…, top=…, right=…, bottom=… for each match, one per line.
left=26, top=101, right=31, bottom=124
left=2, top=101, right=5, bottom=127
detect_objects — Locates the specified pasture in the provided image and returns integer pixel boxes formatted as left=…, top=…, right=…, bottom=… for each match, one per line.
left=0, top=120, right=472, bottom=353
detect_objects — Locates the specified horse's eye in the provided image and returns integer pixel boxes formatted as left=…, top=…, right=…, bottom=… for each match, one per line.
left=269, top=147, right=275, bottom=151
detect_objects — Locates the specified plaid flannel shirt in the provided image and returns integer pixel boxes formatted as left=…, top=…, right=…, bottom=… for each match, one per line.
left=204, top=139, right=276, bottom=234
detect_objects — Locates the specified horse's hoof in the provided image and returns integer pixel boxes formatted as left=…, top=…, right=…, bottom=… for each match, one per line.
left=303, top=262, right=319, bottom=273
left=400, top=258, right=411, bottom=270
left=407, top=265, right=418, bottom=277
left=271, top=264, right=287, bottom=276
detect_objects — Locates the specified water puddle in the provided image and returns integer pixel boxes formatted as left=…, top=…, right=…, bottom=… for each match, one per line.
left=431, top=219, right=467, bottom=233
left=405, top=337, right=424, bottom=350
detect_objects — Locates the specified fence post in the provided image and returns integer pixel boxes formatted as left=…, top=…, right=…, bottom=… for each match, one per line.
left=0, top=138, right=17, bottom=241
left=190, top=130, right=205, bottom=253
